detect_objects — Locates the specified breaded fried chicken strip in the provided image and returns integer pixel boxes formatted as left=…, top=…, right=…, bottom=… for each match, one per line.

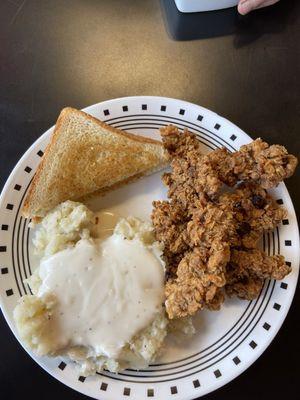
left=152, top=200, right=189, bottom=278
left=161, top=126, right=223, bottom=206
left=219, top=183, right=287, bottom=249
left=165, top=247, right=228, bottom=318
left=161, top=126, right=298, bottom=202
left=164, top=202, right=235, bottom=317
left=226, top=249, right=291, bottom=300
left=227, top=139, right=298, bottom=189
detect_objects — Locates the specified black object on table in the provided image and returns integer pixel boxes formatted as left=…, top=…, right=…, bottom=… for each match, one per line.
left=0, top=1, right=299, bottom=399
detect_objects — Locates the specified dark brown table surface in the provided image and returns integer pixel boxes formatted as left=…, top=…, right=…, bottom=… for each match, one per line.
left=0, top=1, right=299, bottom=399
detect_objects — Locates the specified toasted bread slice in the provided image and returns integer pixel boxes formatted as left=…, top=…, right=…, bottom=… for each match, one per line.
left=22, top=107, right=168, bottom=218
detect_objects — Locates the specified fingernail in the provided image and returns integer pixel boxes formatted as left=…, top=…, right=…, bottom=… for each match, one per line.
left=238, top=0, right=251, bottom=15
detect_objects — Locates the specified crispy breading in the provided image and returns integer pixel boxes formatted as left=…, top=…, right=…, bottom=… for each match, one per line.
left=160, top=126, right=297, bottom=202
left=152, top=200, right=189, bottom=254
left=230, top=249, right=291, bottom=280
left=152, top=200, right=189, bottom=278
left=226, top=249, right=291, bottom=300
left=219, top=183, right=287, bottom=249
left=161, top=126, right=222, bottom=206
left=165, top=247, right=228, bottom=318
left=225, top=271, right=264, bottom=300
left=152, top=125, right=296, bottom=319
left=228, top=139, right=298, bottom=189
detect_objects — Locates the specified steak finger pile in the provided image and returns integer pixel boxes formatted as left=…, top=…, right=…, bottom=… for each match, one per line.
left=152, top=125, right=298, bottom=319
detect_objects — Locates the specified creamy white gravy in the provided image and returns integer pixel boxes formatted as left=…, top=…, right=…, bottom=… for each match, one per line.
left=37, top=234, right=165, bottom=358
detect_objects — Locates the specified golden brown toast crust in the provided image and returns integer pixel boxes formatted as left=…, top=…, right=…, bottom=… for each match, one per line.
left=22, top=107, right=168, bottom=218
left=62, top=107, right=163, bottom=145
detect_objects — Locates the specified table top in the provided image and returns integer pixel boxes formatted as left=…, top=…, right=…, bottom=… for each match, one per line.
left=0, top=1, right=299, bottom=399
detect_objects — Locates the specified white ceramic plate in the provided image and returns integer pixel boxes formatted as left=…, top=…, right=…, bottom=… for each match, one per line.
left=0, top=96, right=299, bottom=400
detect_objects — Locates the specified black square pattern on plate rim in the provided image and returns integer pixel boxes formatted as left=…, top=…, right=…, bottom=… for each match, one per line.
left=103, top=109, right=110, bottom=116
left=0, top=246, right=7, bottom=252
left=273, top=303, right=281, bottom=311
left=263, top=322, right=271, bottom=331
left=170, top=386, right=178, bottom=394
left=280, top=282, right=288, bottom=289
left=1, top=267, right=8, bottom=274
left=122, top=105, right=128, bottom=112
left=249, top=340, right=257, bottom=349
left=285, top=261, right=291, bottom=267
left=100, top=382, right=108, bottom=391
left=197, top=115, right=203, bottom=121
left=282, top=219, right=289, bottom=225
left=58, top=361, right=66, bottom=370
left=14, top=184, right=21, bottom=191
left=214, top=369, right=222, bottom=378
left=6, top=289, right=13, bottom=296
left=147, top=388, right=154, bottom=397
left=193, top=379, right=200, bottom=388
left=24, top=166, right=32, bottom=173
left=1, top=224, right=8, bottom=231
left=123, top=387, right=131, bottom=396
left=214, top=123, right=221, bottom=130
left=6, top=204, right=14, bottom=210
left=285, top=240, right=292, bottom=246
left=161, top=105, right=166, bottom=112
left=142, top=104, right=147, bottom=110
left=37, top=150, right=44, bottom=157
left=230, top=134, right=237, bottom=141
left=78, top=376, right=86, bottom=382
left=179, top=108, right=185, bottom=115
left=276, top=199, right=283, bottom=205
left=233, top=356, right=241, bottom=365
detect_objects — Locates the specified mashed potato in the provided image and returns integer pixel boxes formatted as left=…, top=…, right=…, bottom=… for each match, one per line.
left=31, top=201, right=95, bottom=257
left=14, top=201, right=191, bottom=375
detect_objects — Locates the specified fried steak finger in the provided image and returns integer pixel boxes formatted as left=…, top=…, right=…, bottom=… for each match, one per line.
left=226, top=249, right=291, bottom=300
left=152, top=200, right=188, bottom=254
left=161, top=125, right=224, bottom=204
left=219, top=183, right=287, bottom=249
left=230, top=249, right=291, bottom=281
left=225, top=271, right=264, bottom=300
left=228, top=139, right=298, bottom=189
left=165, top=247, right=228, bottom=318
left=161, top=126, right=298, bottom=205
